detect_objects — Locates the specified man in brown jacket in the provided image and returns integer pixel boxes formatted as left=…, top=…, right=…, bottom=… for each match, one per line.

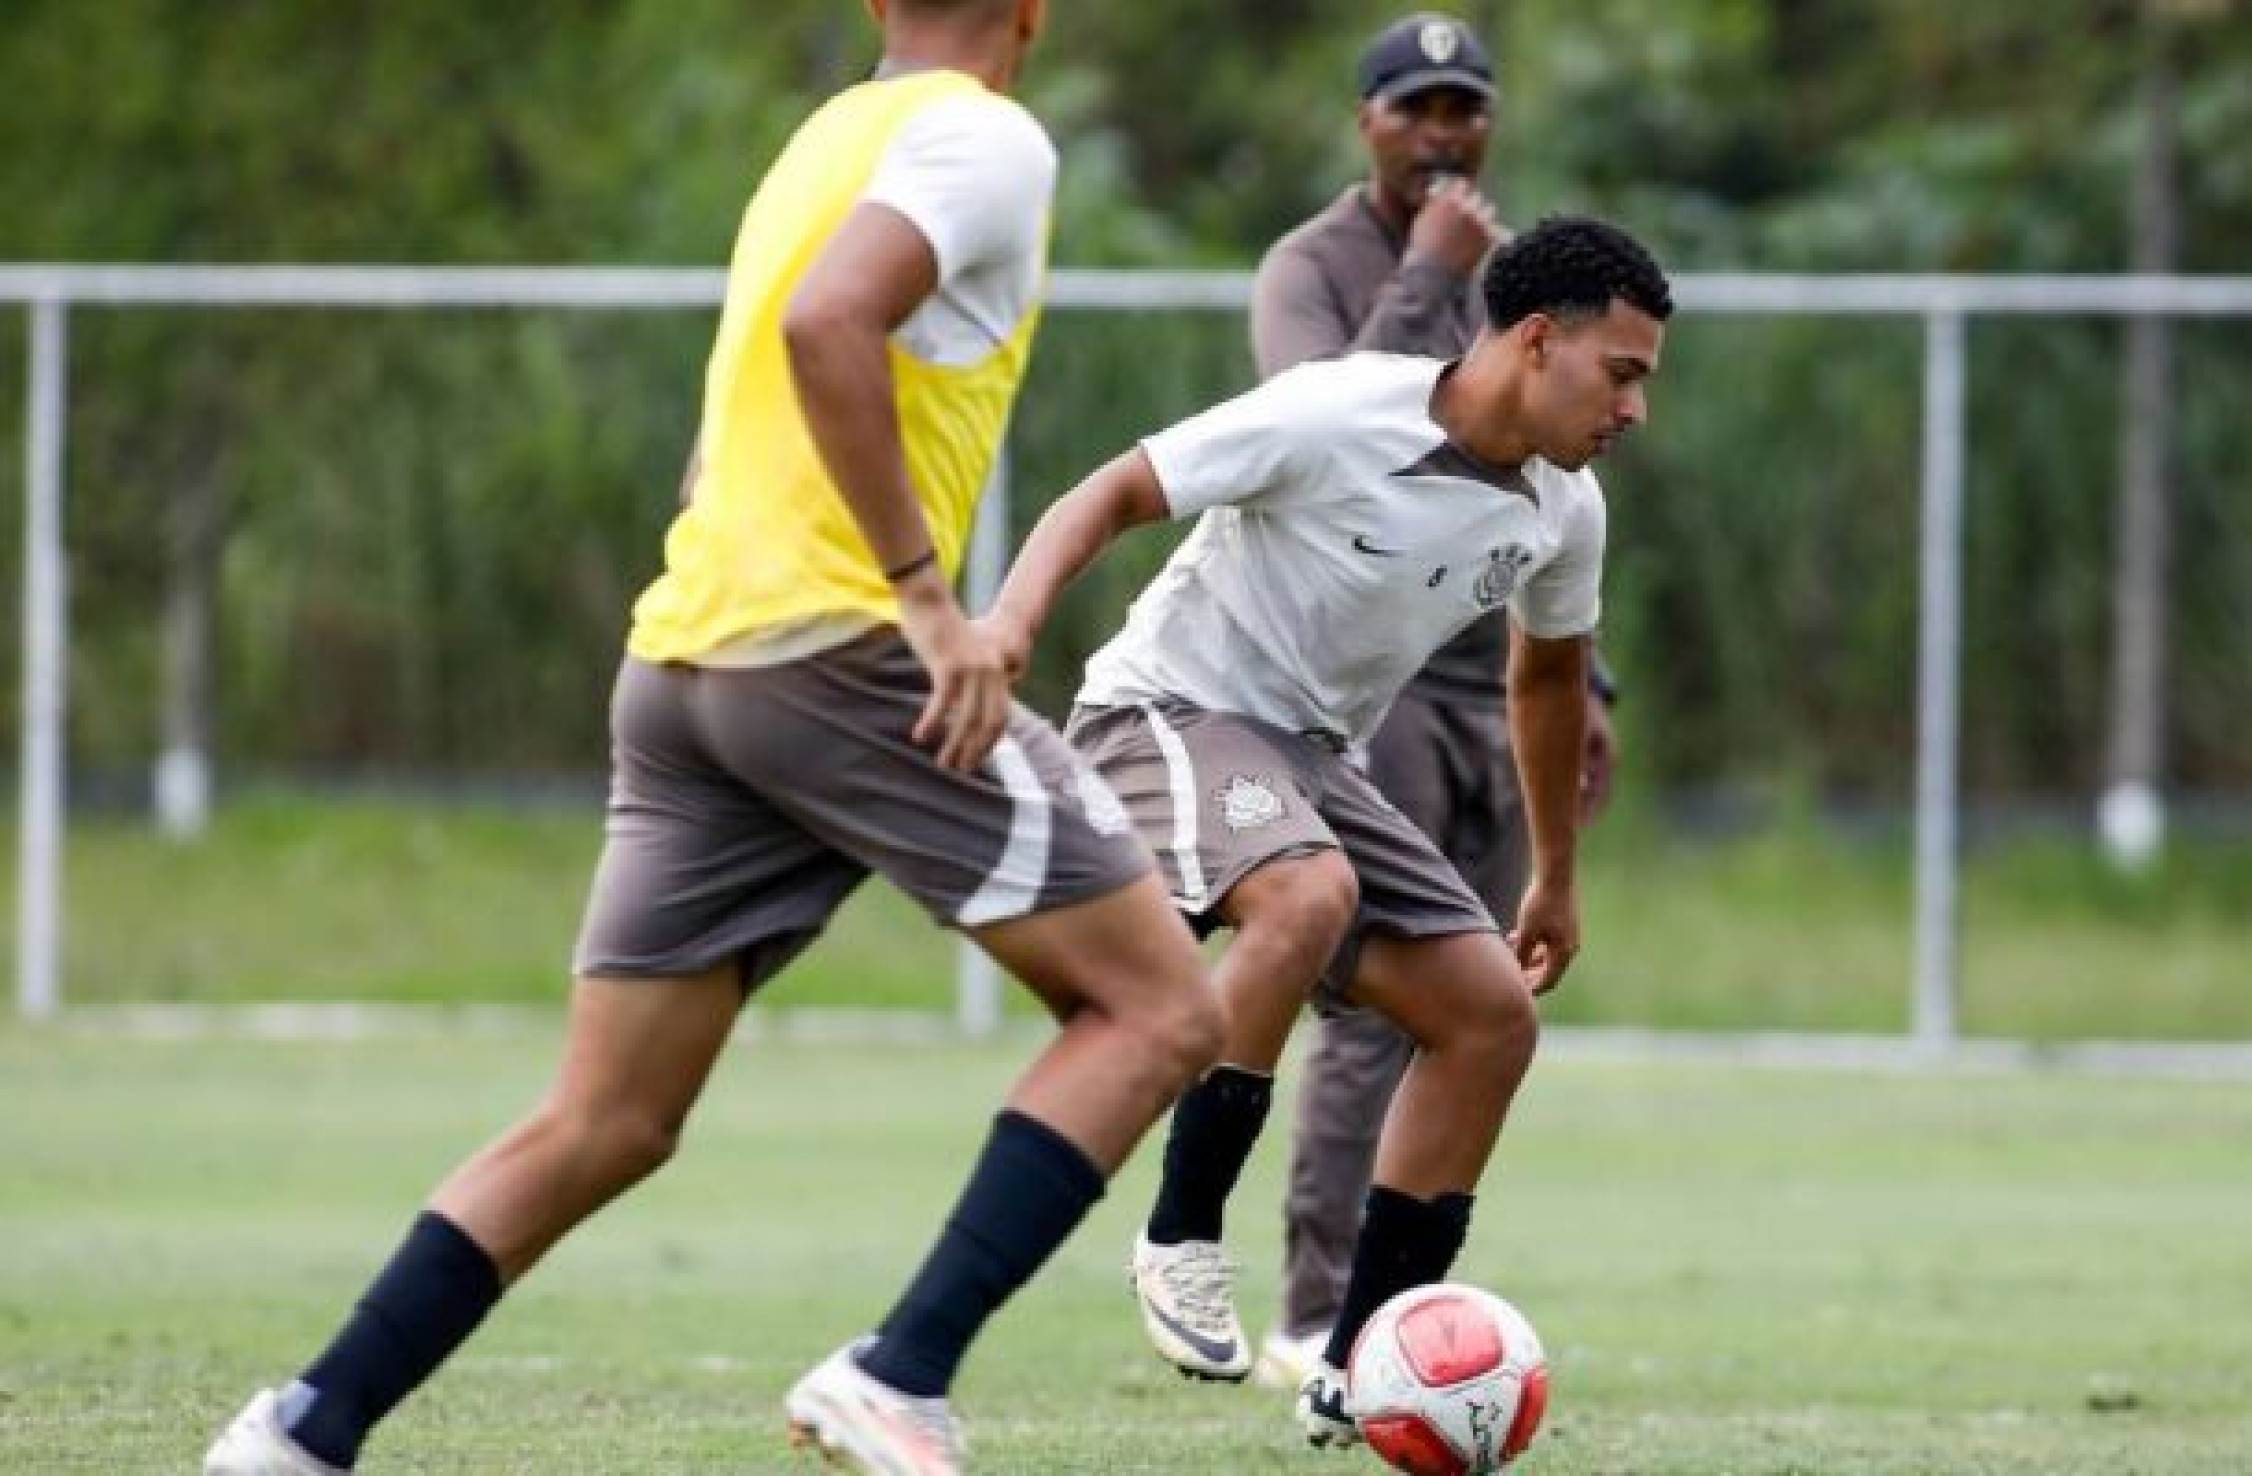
left=1247, top=10, right=1619, bottom=1389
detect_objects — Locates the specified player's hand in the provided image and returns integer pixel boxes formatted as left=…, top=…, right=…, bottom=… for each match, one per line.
left=1507, top=878, right=1581, bottom=996
left=1407, top=176, right=1504, bottom=280
left=894, top=570, right=1015, bottom=772
left=970, top=607, right=1035, bottom=683
left=1580, top=692, right=1617, bottom=825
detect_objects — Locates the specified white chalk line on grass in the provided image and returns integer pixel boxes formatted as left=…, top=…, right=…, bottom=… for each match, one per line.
left=34, top=1002, right=2252, bottom=1080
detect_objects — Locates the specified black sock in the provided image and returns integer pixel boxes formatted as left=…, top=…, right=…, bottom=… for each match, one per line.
left=857, top=1109, right=1106, bottom=1398
left=1145, top=1065, right=1274, bottom=1246
left=281, top=1211, right=503, bottom=1468
left=1322, top=1186, right=1474, bottom=1370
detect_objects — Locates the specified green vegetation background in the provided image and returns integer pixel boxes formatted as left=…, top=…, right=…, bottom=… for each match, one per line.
left=3, top=1, right=2250, bottom=798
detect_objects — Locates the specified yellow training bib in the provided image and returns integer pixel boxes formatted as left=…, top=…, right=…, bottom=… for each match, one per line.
left=629, top=71, right=1043, bottom=663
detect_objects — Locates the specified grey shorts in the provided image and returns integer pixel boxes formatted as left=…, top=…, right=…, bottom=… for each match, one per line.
left=1364, top=688, right=1528, bottom=922
left=573, top=635, right=1152, bottom=989
left=1065, top=700, right=1494, bottom=991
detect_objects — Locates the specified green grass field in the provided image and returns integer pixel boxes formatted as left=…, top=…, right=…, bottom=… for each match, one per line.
left=4, top=1027, right=2250, bottom=1473
left=8, top=793, right=2252, bottom=1039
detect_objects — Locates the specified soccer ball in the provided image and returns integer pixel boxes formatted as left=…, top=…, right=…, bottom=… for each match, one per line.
left=1346, top=1283, right=1549, bottom=1475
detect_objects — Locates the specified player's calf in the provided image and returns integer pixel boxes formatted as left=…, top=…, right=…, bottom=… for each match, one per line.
left=1354, top=930, right=1538, bottom=1195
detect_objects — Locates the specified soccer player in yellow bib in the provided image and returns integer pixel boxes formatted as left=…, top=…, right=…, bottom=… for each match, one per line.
left=204, top=5, right=1223, bottom=1474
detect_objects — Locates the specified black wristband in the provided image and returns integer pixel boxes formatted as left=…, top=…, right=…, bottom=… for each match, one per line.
left=883, top=549, right=937, bottom=583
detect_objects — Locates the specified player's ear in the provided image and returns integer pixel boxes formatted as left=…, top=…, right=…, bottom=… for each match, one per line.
left=865, top=0, right=888, bottom=28
left=1518, top=313, right=1554, bottom=369
left=1019, top=0, right=1046, bottom=43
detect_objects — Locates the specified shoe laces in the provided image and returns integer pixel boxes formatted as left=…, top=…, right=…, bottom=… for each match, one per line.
left=1156, top=1241, right=1240, bottom=1334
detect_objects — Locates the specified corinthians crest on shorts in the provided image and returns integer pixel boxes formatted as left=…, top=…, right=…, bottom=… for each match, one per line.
left=1214, top=773, right=1287, bottom=831
left=1473, top=545, right=1536, bottom=609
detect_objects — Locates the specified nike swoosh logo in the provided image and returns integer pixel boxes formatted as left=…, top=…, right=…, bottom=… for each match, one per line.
left=1351, top=534, right=1404, bottom=557
left=1145, top=1299, right=1243, bottom=1366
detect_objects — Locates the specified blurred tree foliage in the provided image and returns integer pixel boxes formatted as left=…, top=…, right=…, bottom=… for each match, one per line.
left=1, top=0, right=2247, bottom=797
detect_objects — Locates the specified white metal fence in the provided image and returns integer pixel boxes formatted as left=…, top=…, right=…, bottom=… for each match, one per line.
left=10, top=265, right=2252, bottom=1038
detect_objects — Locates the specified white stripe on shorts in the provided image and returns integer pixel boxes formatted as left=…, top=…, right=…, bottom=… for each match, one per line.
left=957, top=734, right=1053, bottom=928
left=1139, top=705, right=1208, bottom=911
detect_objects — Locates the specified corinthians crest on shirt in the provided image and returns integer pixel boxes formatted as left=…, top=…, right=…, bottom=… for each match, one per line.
left=1474, top=545, right=1536, bottom=609
left=1214, top=773, right=1287, bottom=831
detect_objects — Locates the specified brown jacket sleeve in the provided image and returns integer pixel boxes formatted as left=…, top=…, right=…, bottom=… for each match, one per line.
left=1253, top=239, right=1471, bottom=380
left=1343, top=253, right=1472, bottom=360
left=1250, top=240, right=1350, bottom=379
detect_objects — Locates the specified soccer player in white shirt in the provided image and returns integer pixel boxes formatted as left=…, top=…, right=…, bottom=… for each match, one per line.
left=977, top=216, right=1672, bottom=1445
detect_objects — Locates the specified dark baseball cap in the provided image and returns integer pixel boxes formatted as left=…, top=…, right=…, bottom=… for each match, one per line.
left=1357, top=13, right=1495, bottom=104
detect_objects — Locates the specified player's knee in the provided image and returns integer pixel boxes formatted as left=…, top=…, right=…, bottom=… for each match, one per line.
left=1465, top=971, right=1540, bottom=1079
left=1124, top=978, right=1225, bottom=1091
left=1169, top=986, right=1228, bottom=1082
left=539, top=1101, right=683, bottom=1185
left=612, top=1113, right=686, bottom=1180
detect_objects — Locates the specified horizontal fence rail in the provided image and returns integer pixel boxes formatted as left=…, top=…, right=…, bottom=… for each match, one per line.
left=9, top=265, right=2252, bottom=314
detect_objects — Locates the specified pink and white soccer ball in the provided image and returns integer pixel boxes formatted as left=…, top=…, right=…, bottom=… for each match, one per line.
left=1346, top=1283, right=1550, bottom=1475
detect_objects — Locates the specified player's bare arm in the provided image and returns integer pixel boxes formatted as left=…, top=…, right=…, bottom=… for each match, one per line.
left=784, top=203, right=1013, bottom=771
left=1505, top=622, right=1590, bottom=993
left=980, top=447, right=1170, bottom=672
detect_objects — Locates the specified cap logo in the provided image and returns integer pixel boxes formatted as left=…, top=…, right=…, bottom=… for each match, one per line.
left=1420, top=21, right=1462, bottom=63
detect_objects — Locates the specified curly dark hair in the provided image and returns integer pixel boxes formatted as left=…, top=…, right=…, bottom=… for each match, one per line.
left=1481, top=216, right=1674, bottom=330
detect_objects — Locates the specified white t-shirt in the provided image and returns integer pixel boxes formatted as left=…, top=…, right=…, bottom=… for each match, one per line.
left=1078, top=353, right=1606, bottom=746
left=862, top=89, right=1056, bottom=366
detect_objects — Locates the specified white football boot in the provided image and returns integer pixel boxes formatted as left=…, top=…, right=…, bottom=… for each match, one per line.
left=1126, top=1233, right=1252, bottom=1382
left=785, top=1341, right=966, bottom=1476
left=1295, top=1361, right=1362, bottom=1450
left=203, top=1389, right=350, bottom=1475
left=1253, top=1325, right=1328, bottom=1390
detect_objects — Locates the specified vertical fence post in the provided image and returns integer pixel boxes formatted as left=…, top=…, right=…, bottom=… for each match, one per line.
left=1912, top=309, right=1966, bottom=1051
left=17, top=299, right=69, bottom=1020
left=953, top=450, right=1011, bottom=1038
